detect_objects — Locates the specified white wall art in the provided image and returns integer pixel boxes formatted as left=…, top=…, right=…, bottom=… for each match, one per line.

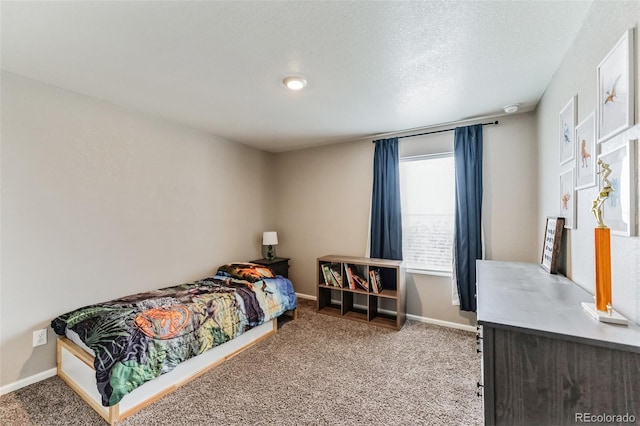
left=597, top=29, right=634, bottom=143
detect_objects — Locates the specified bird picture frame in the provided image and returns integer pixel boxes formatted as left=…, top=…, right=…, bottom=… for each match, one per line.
left=597, top=28, right=634, bottom=144
left=575, top=111, right=597, bottom=190
left=559, top=95, right=576, bottom=165
left=597, top=140, right=636, bottom=237
left=559, top=168, right=575, bottom=229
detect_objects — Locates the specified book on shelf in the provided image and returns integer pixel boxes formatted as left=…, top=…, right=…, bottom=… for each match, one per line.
left=343, top=263, right=368, bottom=291
left=352, top=273, right=368, bottom=291
left=321, top=264, right=338, bottom=287
left=321, top=264, right=331, bottom=286
left=369, top=270, right=378, bottom=293
left=369, top=269, right=383, bottom=293
left=344, top=264, right=355, bottom=289
left=330, top=267, right=343, bottom=288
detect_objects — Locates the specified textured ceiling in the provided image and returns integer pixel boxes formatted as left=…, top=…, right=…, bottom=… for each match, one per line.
left=1, top=1, right=593, bottom=152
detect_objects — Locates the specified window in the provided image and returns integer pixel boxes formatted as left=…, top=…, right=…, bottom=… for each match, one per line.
left=399, top=153, right=454, bottom=273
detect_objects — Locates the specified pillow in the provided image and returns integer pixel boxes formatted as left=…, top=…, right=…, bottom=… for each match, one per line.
left=217, top=262, right=275, bottom=282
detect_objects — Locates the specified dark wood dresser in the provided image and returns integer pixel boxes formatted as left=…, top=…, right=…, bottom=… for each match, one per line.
left=477, top=260, right=640, bottom=425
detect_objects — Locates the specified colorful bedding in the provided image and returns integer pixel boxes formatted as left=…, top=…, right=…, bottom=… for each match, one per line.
left=51, top=271, right=296, bottom=407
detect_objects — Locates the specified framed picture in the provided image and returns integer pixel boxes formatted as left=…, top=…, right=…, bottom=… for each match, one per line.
left=559, top=96, right=576, bottom=165
left=597, top=28, right=634, bottom=143
left=541, top=216, right=565, bottom=274
left=560, top=169, right=575, bottom=229
left=575, top=112, right=597, bottom=189
left=597, top=140, right=637, bottom=236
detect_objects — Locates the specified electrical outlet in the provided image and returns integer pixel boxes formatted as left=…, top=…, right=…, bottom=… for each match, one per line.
left=32, top=329, right=47, bottom=347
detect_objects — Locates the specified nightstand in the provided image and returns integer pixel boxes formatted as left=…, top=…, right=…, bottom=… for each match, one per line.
left=250, top=257, right=290, bottom=278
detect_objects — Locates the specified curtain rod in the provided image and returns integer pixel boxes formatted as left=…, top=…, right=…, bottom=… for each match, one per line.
left=372, top=120, right=499, bottom=142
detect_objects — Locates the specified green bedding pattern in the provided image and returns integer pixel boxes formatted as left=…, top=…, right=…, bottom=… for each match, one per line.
left=52, top=274, right=297, bottom=406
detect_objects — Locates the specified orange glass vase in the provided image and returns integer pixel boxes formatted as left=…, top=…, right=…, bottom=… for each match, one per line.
left=594, top=227, right=612, bottom=312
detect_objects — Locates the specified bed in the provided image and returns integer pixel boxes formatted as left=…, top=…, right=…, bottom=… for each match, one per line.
left=51, top=262, right=297, bottom=425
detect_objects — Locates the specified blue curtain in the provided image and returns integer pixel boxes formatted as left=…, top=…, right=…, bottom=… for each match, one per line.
left=454, top=125, right=483, bottom=312
left=370, top=137, right=402, bottom=260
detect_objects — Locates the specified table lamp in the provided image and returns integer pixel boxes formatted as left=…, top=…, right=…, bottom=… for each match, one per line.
left=262, top=231, right=278, bottom=260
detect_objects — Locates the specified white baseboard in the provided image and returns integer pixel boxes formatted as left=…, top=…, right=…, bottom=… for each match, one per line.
left=406, top=313, right=476, bottom=332
left=295, top=292, right=316, bottom=301
left=0, top=367, right=57, bottom=396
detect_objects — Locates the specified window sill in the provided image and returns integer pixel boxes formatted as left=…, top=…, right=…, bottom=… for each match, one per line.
left=407, top=268, right=452, bottom=278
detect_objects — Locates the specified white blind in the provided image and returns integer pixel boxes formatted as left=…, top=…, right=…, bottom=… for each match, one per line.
left=399, top=154, right=454, bottom=272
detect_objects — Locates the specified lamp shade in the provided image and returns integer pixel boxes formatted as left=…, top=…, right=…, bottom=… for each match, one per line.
left=262, top=231, right=278, bottom=245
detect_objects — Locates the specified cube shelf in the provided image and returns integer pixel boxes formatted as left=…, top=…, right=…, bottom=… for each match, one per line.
left=316, top=255, right=406, bottom=330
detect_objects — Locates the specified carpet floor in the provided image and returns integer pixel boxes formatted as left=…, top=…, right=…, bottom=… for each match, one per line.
left=0, top=299, right=483, bottom=425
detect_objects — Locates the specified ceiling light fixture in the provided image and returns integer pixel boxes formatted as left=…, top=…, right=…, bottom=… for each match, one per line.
left=503, top=104, right=520, bottom=114
left=283, top=76, right=307, bottom=91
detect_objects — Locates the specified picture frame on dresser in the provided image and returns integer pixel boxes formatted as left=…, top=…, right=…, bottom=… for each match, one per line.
left=597, top=140, right=637, bottom=236
left=597, top=28, right=634, bottom=143
left=541, top=216, right=565, bottom=274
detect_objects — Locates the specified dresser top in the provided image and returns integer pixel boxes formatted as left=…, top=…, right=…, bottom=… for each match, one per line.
left=477, top=260, right=640, bottom=352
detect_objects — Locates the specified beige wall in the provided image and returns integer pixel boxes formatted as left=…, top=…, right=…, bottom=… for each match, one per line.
left=274, top=111, right=539, bottom=327
left=536, top=1, right=640, bottom=325
left=10, top=0, right=636, bottom=387
left=0, top=72, right=275, bottom=387
left=273, top=138, right=374, bottom=288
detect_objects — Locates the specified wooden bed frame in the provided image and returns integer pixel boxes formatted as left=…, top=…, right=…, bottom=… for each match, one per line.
left=57, top=309, right=297, bottom=425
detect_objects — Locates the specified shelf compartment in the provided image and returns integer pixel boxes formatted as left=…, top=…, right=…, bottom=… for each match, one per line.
left=318, top=261, right=344, bottom=288
left=370, top=266, right=397, bottom=294
left=343, top=263, right=369, bottom=291
left=368, top=294, right=399, bottom=326
left=369, top=314, right=398, bottom=329
left=318, top=287, right=341, bottom=312
left=344, top=309, right=368, bottom=322
left=317, top=305, right=342, bottom=318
